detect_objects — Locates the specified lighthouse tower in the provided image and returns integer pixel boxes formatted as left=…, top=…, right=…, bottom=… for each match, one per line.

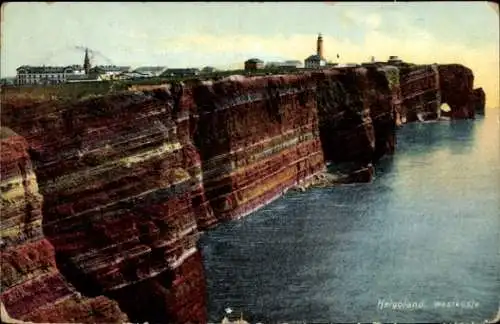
left=316, top=33, right=324, bottom=59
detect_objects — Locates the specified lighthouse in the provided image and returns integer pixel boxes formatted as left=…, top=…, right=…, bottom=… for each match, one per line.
left=316, top=33, right=324, bottom=59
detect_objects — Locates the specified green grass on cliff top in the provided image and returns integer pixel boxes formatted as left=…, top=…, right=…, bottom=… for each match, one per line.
left=0, top=68, right=307, bottom=102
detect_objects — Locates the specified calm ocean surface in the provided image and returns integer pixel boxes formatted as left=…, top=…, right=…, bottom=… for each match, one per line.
left=199, top=110, right=500, bottom=323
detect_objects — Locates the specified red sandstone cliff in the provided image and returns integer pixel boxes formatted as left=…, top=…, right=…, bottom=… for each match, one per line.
left=0, top=127, right=128, bottom=323
left=191, top=74, right=325, bottom=221
left=398, top=63, right=485, bottom=120
left=2, top=89, right=214, bottom=323
left=399, top=64, right=441, bottom=122
left=0, top=64, right=482, bottom=323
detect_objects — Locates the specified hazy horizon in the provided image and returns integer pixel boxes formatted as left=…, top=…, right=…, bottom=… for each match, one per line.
left=1, top=2, right=499, bottom=108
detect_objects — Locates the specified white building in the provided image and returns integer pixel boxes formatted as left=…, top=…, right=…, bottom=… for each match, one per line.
left=265, top=60, right=303, bottom=69
left=132, top=66, right=168, bottom=77
left=16, top=65, right=85, bottom=85
left=115, top=72, right=150, bottom=80
left=304, top=55, right=327, bottom=69
left=90, top=65, right=131, bottom=80
left=161, top=68, right=201, bottom=77
left=66, top=74, right=103, bottom=83
left=304, top=33, right=328, bottom=69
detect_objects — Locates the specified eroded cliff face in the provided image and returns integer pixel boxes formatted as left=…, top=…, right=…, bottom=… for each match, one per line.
left=438, top=64, right=484, bottom=119
left=399, top=64, right=442, bottom=122
left=2, top=89, right=215, bottom=323
left=314, top=67, right=398, bottom=169
left=398, top=63, right=486, bottom=121
left=0, top=63, right=482, bottom=323
left=192, top=75, right=325, bottom=221
left=0, top=127, right=127, bottom=323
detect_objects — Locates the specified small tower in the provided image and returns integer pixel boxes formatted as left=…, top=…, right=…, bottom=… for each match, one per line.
left=83, top=48, right=90, bottom=75
left=316, top=33, right=324, bottom=59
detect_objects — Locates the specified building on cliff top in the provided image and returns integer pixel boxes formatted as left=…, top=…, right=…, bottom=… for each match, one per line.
left=265, top=60, right=303, bottom=69
left=161, top=68, right=201, bottom=77
left=244, top=58, right=264, bottom=71
left=16, top=65, right=86, bottom=85
left=66, top=73, right=103, bottom=83
left=360, top=56, right=406, bottom=68
left=201, top=66, right=218, bottom=74
left=388, top=55, right=404, bottom=65
left=15, top=48, right=129, bottom=85
left=304, top=34, right=327, bottom=69
left=115, top=71, right=151, bottom=80
left=132, top=66, right=168, bottom=77
left=89, top=65, right=131, bottom=80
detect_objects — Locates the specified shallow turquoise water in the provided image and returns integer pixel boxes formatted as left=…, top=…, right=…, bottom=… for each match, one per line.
left=199, top=110, right=500, bottom=323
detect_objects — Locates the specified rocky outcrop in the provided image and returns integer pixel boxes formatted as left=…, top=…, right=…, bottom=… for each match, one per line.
left=0, top=127, right=127, bottom=323
left=399, top=64, right=441, bottom=122
left=0, top=62, right=482, bottom=323
left=191, top=75, right=325, bottom=221
left=398, top=63, right=486, bottom=120
left=438, top=64, right=480, bottom=119
left=471, top=88, right=486, bottom=115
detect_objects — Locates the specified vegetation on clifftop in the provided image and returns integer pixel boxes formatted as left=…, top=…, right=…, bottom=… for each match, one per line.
left=0, top=68, right=309, bottom=104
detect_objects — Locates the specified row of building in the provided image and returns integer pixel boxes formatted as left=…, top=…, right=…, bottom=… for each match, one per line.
left=244, top=34, right=406, bottom=71
left=12, top=35, right=406, bottom=86
left=244, top=33, right=331, bottom=71
left=15, top=65, right=217, bottom=85
left=14, top=48, right=218, bottom=85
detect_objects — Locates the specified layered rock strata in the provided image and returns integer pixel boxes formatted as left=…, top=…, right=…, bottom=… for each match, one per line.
left=191, top=75, right=325, bottom=221
left=0, top=63, right=483, bottom=323
left=399, top=64, right=442, bottom=122
left=0, top=127, right=128, bottom=323
left=2, top=89, right=215, bottom=323
left=397, top=63, right=485, bottom=120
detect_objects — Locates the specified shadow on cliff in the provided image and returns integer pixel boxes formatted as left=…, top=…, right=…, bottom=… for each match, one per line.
left=106, top=271, right=177, bottom=324
left=316, top=67, right=397, bottom=179
left=315, top=70, right=375, bottom=166
left=53, top=252, right=103, bottom=297
left=190, top=82, right=233, bottom=222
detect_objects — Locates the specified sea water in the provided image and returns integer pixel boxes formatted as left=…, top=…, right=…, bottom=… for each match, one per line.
left=199, top=110, right=500, bottom=323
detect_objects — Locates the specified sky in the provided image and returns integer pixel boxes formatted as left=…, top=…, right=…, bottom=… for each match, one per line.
left=1, top=2, right=499, bottom=108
